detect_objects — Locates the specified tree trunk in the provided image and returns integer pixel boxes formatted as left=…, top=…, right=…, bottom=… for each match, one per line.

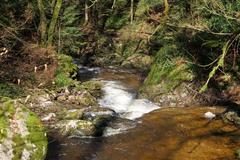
left=47, top=0, right=62, bottom=46
left=130, top=0, right=134, bottom=24
left=84, top=0, right=89, bottom=25
left=37, top=0, right=47, bottom=45
left=164, top=0, right=169, bottom=16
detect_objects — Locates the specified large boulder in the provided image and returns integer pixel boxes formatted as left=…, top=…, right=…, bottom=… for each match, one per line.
left=121, top=54, right=153, bottom=71
left=0, top=97, right=47, bottom=160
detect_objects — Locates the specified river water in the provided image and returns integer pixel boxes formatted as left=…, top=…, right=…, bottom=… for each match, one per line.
left=46, top=67, right=240, bottom=160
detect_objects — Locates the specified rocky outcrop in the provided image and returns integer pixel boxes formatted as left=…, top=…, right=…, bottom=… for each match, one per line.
left=55, top=80, right=103, bottom=107
left=140, top=82, right=197, bottom=107
left=139, top=57, right=197, bottom=107
left=0, top=97, right=47, bottom=160
left=20, top=79, right=117, bottom=138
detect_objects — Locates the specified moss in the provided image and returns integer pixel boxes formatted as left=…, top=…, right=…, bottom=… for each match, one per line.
left=80, top=81, right=102, bottom=91
left=0, top=97, right=10, bottom=140
left=3, top=100, right=16, bottom=117
left=0, top=98, right=47, bottom=160
left=142, top=44, right=194, bottom=94
left=12, top=134, right=25, bottom=160
left=76, top=80, right=102, bottom=98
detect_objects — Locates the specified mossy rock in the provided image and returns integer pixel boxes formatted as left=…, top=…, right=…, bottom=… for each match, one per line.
left=55, top=120, right=98, bottom=137
left=140, top=56, right=196, bottom=106
left=82, top=107, right=116, bottom=121
left=121, top=54, right=154, bottom=71
left=61, top=109, right=84, bottom=120
left=75, top=91, right=98, bottom=107
left=0, top=97, right=47, bottom=160
left=78, top=81, right=103, bottom=98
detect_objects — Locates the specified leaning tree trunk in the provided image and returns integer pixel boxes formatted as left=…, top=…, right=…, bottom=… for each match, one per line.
left=37, top=0, right=47, bottom=45
left=47, top=0, right=62, bottom=46
left=164, top=0, right=169, bottom=16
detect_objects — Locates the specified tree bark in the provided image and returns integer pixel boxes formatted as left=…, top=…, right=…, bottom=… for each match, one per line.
left=130, top=0, right=134, bottom=24
left=84, top=0, right=89, bottom=25
left=112, top=0, right=116, bottom=9
left=164, top=0, right=169, bottom=16
left=47, top=0, right=62, bottom=46
left=37, top=0, right=47, bottom=45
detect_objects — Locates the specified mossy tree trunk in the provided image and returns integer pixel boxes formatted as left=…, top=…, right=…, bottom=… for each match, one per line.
left=47, top=0, right=62, bottom=46
left=37, top=0, right=47, bottom=45
left=164, top=0, right=169, bottom=15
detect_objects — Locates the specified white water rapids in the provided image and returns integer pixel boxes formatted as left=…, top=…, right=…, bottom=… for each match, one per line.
left=99, top=81, right=160, bottom=120
left=75, top=64, right=160, bottom=136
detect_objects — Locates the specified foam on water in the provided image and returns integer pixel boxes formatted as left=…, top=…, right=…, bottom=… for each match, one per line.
left=99, top=81, right=160, bottom=120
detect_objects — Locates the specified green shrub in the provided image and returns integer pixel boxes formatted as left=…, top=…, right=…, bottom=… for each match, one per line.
left=136, top=0, right=163, bottom=16
left=0, top=83, right=25, bottom=98
left=54, top=54, right=77, bottom=87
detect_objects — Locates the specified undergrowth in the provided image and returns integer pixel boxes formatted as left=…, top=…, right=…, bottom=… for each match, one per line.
left=54, top=54, right=77, bottom=87
left=0, top=82, right=25, bottom=98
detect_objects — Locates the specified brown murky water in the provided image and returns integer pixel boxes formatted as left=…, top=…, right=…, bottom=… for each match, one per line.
left=46, top=68, right=240, bottom=160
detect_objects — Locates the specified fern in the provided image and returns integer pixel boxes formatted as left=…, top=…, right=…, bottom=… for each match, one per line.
left=60, top=4, right=83, bottom=54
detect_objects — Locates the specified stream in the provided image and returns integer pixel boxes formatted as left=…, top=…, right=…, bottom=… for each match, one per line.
left=46, top=67, right=240, bottom=160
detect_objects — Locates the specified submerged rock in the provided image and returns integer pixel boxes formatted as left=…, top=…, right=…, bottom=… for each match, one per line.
left=222, top=111, right=240, bottom=126
left=0, top=97, right=47, bottom=160
left=236, top=149, right=240, bottom=159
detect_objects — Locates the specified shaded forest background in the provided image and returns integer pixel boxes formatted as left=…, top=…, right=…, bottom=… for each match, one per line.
left=0, top=0, right=240, bottom=101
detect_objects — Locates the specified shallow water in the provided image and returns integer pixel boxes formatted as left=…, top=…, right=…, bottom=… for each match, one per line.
left=46, top=67, right=240, bottom=160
